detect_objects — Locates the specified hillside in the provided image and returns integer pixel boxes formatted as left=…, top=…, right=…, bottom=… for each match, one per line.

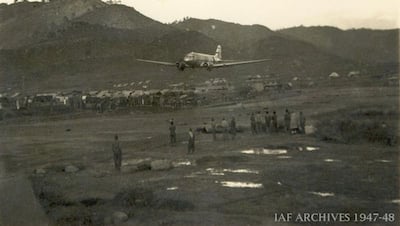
left=251, top=35, right=357, bottom=76
left=0, top=1, right=398, bottom=93
left=74, top=4, right=173, bottom=37
left=172, top=18, right=274, bottom=53
left=278, top=26, right=399, bottom=64
left=0, top=0, right=106, bottom=49
left=0, top=1, right=44, bottom=24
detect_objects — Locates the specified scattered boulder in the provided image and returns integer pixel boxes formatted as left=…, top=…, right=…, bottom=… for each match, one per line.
left=64, top=165, right=79, bottom=173
left=150, top=160, right=172, bottom=171
left=328, top=72, right=340, bottom=78
left=34, top=168, right=46, bottom=175
left=112, top=211, right=128, bottom=224
left=347, top=71, right=360, bottom=77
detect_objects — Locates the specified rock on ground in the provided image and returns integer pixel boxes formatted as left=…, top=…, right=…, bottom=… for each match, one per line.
left=34, top=168, right=46, bottom=174
left=112, top=211, right=128, bottom=224
left=64, top=165, right=79, bottom=173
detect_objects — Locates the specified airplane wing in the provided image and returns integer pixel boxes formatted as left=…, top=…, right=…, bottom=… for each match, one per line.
left=213, top=59, right=270, bottom=68
left=136, top=59, right=176, bottom=66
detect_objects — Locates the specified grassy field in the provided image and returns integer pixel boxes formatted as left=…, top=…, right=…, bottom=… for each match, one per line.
left=0, top=85, right=399, bottom=225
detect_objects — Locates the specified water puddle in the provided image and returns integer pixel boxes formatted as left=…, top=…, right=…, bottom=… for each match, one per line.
left=324, top=159, right=341, bottom=163
left=216, top=181, right=263, bottom=188
left=167, top=187, right=178, bottom=191
left=122, top=158, right=151, bottom=166
left=173, top=160, right=193, bottom=167
left=241, top=148, right=287, bottom=155
left=309, top=191, right=335, bottom=197
left=184, top=171, right=205, bottom=178
left=277, top=156, right=292, bottom=159
left=206, top=168, right=259, bottom=175
left=223, top=169, right=259, bottom=174
left=306, top=147, right=320, bottom=151
left=206, top=168, right=225, bottom=176
left=390, top=199, right=400, bottom=204
left=375, top=160, right=392, bottom=163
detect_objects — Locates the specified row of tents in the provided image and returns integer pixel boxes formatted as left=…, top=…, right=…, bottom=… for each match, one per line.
left=0, top=89, right=200, bottom=113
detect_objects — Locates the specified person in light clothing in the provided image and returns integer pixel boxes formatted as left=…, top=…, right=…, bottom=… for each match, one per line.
left=188, top=128, right=195, bottom=154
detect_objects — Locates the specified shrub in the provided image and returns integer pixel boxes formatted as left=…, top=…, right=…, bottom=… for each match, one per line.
left=315, top=108, right=397, bottom=145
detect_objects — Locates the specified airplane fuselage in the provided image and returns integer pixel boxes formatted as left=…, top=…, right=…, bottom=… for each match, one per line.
left=183, top=52, right=220, bottom=69
left=137, top=45, right=269, bottom=71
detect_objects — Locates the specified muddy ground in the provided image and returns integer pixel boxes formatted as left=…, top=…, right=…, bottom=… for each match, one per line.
left=0, top=86, right=399, bottom=226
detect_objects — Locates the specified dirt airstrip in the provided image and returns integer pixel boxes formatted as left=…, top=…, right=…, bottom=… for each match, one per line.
left=0, top=86, right=399, bottom=225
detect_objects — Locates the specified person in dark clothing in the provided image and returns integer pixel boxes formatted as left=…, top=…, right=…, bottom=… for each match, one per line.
left=256, top=111, right=263, bottom=133
left=211, top=118, right=217, bottom=141
left=299, top=111, right=306, bottom=134
left=265, top=111, right=271, bottom=133
left=229, top=117, right=237, bottom=140
left=284, top=109, right=291, bottom=132
left=112, top=134, right=122, bottom=171
left=250, top=112, right=257, bottom=135
left=272, top=111, right=278, bottom=132
left=188, top=128, right=195, bottom=154
left=169, top=120, right=177, bottom=145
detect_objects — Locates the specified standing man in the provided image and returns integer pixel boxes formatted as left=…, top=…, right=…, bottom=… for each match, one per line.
left=221, top=117, right=229, bottom=140
left=299, top=111, right=306, bottom=134
left=284, top=109, right=291, bottom=133
left=112, top=134, right=122, bottom=172
left=188, top=128, right=195, bottom=154
left=211, top=118, right=217, bottom=141
left=169, top=119, right=177, bottom=146
left=250, top=112, right=257, bottom=135
left=272, top=111, right=278, bottom=132
left=265, top=111, right=271, bottom=134
left=229, top=116, right=237, bottom=140
left=256, top=111, right=263, bottom=133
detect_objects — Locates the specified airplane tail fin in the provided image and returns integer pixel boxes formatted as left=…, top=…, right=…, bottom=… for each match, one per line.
left=214, top=45, right=222, bottom=60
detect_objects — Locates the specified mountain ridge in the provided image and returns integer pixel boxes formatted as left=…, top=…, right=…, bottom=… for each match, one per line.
left=0, top=1, right=398, bottom=93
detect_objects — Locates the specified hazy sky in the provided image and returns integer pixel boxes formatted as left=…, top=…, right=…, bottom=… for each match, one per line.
left=2, top=0, right=399, bottom=29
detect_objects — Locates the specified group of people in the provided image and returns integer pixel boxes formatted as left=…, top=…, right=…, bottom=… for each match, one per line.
left=210, top=117, right=237, bottom=141
left=111, top=110, right=307, bottom=171
left=167, top=116, right=237, bottom=157
left=169, top=119, right=196, bottom=154
left=251, top=109, right=306, bottom=135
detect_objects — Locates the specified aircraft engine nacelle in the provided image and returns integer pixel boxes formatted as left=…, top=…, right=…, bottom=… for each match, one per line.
left=202, top=62, right=213, bottom=71
left=176, top=62, right=186, bottom=71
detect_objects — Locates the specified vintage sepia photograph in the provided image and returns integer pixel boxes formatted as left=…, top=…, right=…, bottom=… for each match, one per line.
left=0, top=0, right=399, bottom=225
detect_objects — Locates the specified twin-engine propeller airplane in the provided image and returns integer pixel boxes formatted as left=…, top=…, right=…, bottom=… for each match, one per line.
left=137, top=45, right=269, bottom=71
